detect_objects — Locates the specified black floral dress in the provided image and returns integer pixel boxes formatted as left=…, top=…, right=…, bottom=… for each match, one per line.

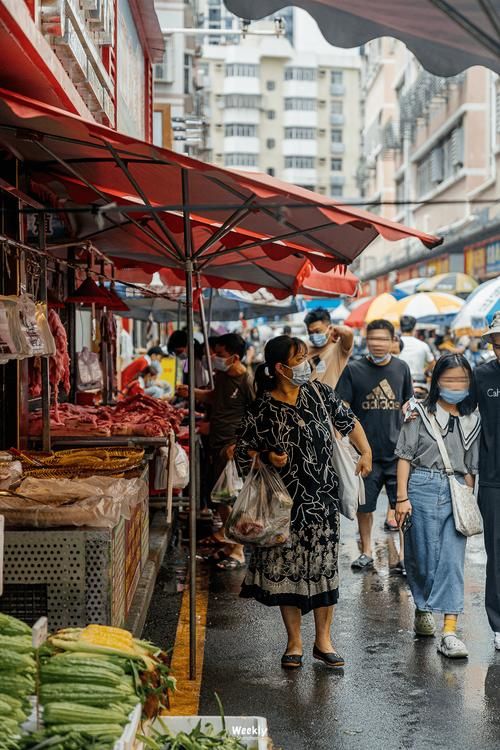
left=235, top=381, right=355, bottom=614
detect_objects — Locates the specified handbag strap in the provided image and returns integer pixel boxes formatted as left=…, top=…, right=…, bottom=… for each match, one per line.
left=428, top=414, right=454, bottom=477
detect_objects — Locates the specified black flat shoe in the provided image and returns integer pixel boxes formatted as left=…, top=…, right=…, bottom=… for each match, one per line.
left=281, top=653, right=303, bottom=669
left=313, top=645, right=345, bottom=668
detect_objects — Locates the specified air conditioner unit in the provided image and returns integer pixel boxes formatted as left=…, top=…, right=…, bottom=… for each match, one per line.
left=319, top=157, right=326, bottom=165
left=319, top=99, right=326, bottom=106
left=215, top=123, right=223, bottom=129
left=319, top=128, right=326, bottom=136
left=318, top=69, right=326, bottom=77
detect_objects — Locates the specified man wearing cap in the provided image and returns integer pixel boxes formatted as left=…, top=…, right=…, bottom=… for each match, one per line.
left=475, top=312, right=500, bottom=650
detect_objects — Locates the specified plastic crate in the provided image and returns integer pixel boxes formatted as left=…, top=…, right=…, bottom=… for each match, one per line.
left=149, top=716, right=270, bottom=750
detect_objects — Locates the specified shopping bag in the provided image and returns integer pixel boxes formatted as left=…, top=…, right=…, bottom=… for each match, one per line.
left=225, top=461, right=293, bottom=547
left=211, top=459, right=242, bottom=505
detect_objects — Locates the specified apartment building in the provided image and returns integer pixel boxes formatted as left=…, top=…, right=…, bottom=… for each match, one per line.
left=201, top=31, right=361, bottom=198
left=0, top=0, right=163, bottom=139
left=357, top=38, right=500, bottom=291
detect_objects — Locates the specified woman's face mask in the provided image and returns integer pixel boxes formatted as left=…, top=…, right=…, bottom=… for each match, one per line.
left=281, top=359, right=312, bottom=386
left=439, top=387, right=469, bottom=404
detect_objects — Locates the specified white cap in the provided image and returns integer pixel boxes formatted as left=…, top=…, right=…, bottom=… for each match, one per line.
left=482, top=311, right=500, bottom=337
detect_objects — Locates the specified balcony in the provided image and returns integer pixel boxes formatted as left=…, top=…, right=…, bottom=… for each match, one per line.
left=330, top=113, right=344, bottom=126
left=399, top=70, right=466, bottom=140
left=331, top=175, right=345, bottom=186
left=330, top=142, right=345, bottom=154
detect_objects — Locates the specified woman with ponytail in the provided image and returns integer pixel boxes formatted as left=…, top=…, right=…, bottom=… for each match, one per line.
left=235, top=335, right=372, bottom=670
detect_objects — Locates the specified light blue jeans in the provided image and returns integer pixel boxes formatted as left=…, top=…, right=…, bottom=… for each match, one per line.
left=405, top=468, right=467, bottom=614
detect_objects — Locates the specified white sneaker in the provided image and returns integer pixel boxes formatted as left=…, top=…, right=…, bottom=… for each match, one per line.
left=437, top=634, right=469, bottom=659
left=494, top=632, right=500, bottom=651
left=414, top=610, right=436, bottom=637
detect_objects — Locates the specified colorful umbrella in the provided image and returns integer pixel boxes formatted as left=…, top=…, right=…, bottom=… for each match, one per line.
left=451, top=278, right=500, bottom=335
left=384, top=292, right=464, bottom=326
left=417, top=273, right=478, bottom=297
left=393, top=278, right=427, bottom=298
left=344, top=293, right=398, bottom=328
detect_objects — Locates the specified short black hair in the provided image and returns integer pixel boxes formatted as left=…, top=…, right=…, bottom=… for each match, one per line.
left=216, top=332, right=246, bottom=359
left=366, top=319, right=395, bottom=337
left=147, top=346, right=164, bottom=357
left=425, top=353, right=476, bottom=416
left=167, top=330, right=187, bottom=353
left=304, top=307, right=331, bottom=328
left=208, top=336, right=219, bottom=349
left=394, top=335, right=404, bottom=353
left=400, top=315, right=417, bottom=334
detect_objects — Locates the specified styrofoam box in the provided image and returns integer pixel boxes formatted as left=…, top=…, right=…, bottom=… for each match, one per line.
left=148, top=716, right=270, bottom=750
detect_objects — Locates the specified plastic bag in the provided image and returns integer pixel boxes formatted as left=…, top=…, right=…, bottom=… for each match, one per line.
left=171, top=442, right=189, bottom=489
left=211, top=459, right=242, bottom=505
left=225, top=461, right=293, bottom=547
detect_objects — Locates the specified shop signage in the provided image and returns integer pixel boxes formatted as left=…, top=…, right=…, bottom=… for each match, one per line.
left=486, top=238, right=500, bottom=274
left=465, top=236, right=500, bottom=278
left=32, top=617, right=48, bottom=649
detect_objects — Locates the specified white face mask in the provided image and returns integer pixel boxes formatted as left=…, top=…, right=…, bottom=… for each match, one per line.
left=282, top=359, right=312, bottom=386
left=213, top=355, right=234, bottom=372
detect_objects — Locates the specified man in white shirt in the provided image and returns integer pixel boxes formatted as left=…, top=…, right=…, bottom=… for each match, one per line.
left=398, top=316, right=435, bottom=382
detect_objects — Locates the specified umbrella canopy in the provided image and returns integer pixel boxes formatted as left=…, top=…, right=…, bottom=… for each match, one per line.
left=329, top=302, right=350, bottom=322
left=225, top=1, right=500, bottom=76
left=344, top=293, right=398, bottom=328
left=393, top=278, right=427, bottom=297
left=417, top=272, right=479, bottom=297
left=384, top=292, right=464, bottom=326
left=451, top=278, right=500, bottom=335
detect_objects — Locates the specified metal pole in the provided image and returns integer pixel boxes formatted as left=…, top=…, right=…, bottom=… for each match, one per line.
left=38, top=214, right=51, bottom=452
left=182, top=168, right=197, bottom=681
left=207, top=288, right=214, bottom=330
left=197, top=275, right=214, bottom=390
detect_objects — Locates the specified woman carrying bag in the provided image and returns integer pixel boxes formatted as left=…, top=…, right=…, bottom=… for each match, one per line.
left=235, top=335, right=372, bottom=670
left=395, top=354, right=481, bottom=659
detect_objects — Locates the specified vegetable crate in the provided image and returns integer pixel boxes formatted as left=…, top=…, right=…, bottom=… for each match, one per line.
left=0, top=521, right=138, bottom=629
left=124, top=492, right=149, bottom=613
left=149, top=716, right=271, bottom=750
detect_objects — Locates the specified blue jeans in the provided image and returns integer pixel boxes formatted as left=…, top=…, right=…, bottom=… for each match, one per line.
left=405, top=468, right=467, bottom=614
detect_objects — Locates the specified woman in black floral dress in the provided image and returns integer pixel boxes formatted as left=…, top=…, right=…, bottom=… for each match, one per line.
left=235, top=335, right=371, bottom=669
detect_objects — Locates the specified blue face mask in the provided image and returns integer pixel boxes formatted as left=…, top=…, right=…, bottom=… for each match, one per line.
left=309, top=332, right=329, bottom=348
left=150, top=360, right=162, bottom=374
left=282, top=359, right=312, bottom=387
left=368, top=353, right=391, bottom=365
left=439, top=387, right=469, bottom=405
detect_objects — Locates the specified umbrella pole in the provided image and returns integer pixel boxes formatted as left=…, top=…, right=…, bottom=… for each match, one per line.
left=207, top=288, right=214, bottom=330
left=197, top=274, right=214, bottom=389
left=39, top=213, right=51, bottom=453
left=182, top=168, right=197, bottom=681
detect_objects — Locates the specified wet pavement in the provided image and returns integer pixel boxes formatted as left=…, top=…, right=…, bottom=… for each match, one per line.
left=199, top=507, right=500, bottom=750
left=145, top=506, right=500, bottom=750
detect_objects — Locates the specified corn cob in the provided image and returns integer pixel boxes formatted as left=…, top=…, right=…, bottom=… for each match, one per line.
left=43, top=702, right=128, bottom=726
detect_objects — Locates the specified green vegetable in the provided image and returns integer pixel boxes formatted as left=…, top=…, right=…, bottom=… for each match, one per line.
left=47, top=654, right=126, bottom=676
left=43, top=702, right=128, bottom=726
left=40, top=664, right=123, bottom=687
left=46, top=724, right=123, bottom=738
left=0, top=614, right=31, bottom=637
left=40, top=683, right=134, bottom=707
left=0, top=635, right=33, bottom=654
left=0, top=650, right=36, bottom=672
left=0, top=673, right=35, bottom=696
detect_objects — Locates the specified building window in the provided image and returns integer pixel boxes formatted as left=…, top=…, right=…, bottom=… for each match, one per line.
left=225, top=94, right=261, bottom=108
left=331, top=129, right=343, bottom=142
left=284, top=67, right=317, bottom=81
left=184, top=54, right=192, bottom=95
left=396, top=177, right=405, bottom=204
left=225, top=124, right=257, bottom=137
left=331, top=70, right=343, bottom=85
left=266, top=81, right=276, bottom=91
left=225, top=63, right=258, bottom=77
left=416, top=121, right=464, bottom=197
left=267, top=110, right=276, bottom=120
left=285, top=156, right=315, bottom=169
left=266, top=138, right=276, bottom=149
left=208, top=7, right=221, bottom=22
left=331, top=100, right=343, bottom=114
left=284, top=127, right=316, bottom=139
left=225, top=153, right=258, bottom=167
left=331, top=158, right=342, bottom=171
left=284, top=98, right=316, bottom=111
left=331, top=185, right=343, bottom=197
left=154, top=38, right=174, bottom=82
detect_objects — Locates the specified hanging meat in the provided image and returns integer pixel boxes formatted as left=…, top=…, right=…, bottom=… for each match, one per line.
left=29, top=310, right=71, bottom=408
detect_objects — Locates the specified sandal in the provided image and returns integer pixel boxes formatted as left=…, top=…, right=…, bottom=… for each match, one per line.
left=351, top=554, right=374, bottom=570
left=281, top=654, right=303, bottom=669
left=384, top=520, right=399, bottom=532
left=216, top=556, right=246, bottom=571
left=198, top=533, right=225, bottom=547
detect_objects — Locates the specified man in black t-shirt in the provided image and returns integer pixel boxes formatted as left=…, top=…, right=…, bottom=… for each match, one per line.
left=476, top=313, right=500, bottom=650
left=337, top=319, right=413, bottom=570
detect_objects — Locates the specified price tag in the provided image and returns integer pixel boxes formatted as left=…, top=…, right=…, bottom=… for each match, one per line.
left=32, top=617, right=48, bottom=649
left=0, top=515, right=3, bottom=597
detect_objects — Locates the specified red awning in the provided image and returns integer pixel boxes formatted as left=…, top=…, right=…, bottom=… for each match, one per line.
left=225, top=1, right=500, bottom=76
left=0, top=88, right=442, bottom=294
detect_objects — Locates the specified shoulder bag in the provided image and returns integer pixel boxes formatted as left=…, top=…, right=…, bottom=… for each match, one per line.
left=429, top=414, right=482, bottom=537
left=310, top=382, right=365, bottom=520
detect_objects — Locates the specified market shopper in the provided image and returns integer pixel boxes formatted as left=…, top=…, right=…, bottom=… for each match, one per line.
left=305, top=307, right=354, bottom=388
left=177, top=333, right=254, bottom=570
left=336, top=319, right=413, bottom=571
left=168, top=330, right=209, bottom=388
left=395, top=354, right=480, bottom=658
left=398, top=316, right=435, bottom=381
left=120, top=346, right=165, bottom=390
left=236, top=335, right=372, bottom=669
left=475, top=313, right=500, bottom=651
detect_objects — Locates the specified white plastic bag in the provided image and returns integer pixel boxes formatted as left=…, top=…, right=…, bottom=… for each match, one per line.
left=211, top=459, right=242, bottom=505
left=225, top=461, right=293, bottom=547
left=171, top=442, right=189, bottom=489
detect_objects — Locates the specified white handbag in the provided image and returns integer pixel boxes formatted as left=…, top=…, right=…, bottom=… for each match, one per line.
left=429, top=415, right=482, bottom=537
left=310, top=383, right=365, bottom=520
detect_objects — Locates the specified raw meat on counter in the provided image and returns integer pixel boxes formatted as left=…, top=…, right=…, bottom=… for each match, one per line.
left=29, top=393, right=185, bottom=438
